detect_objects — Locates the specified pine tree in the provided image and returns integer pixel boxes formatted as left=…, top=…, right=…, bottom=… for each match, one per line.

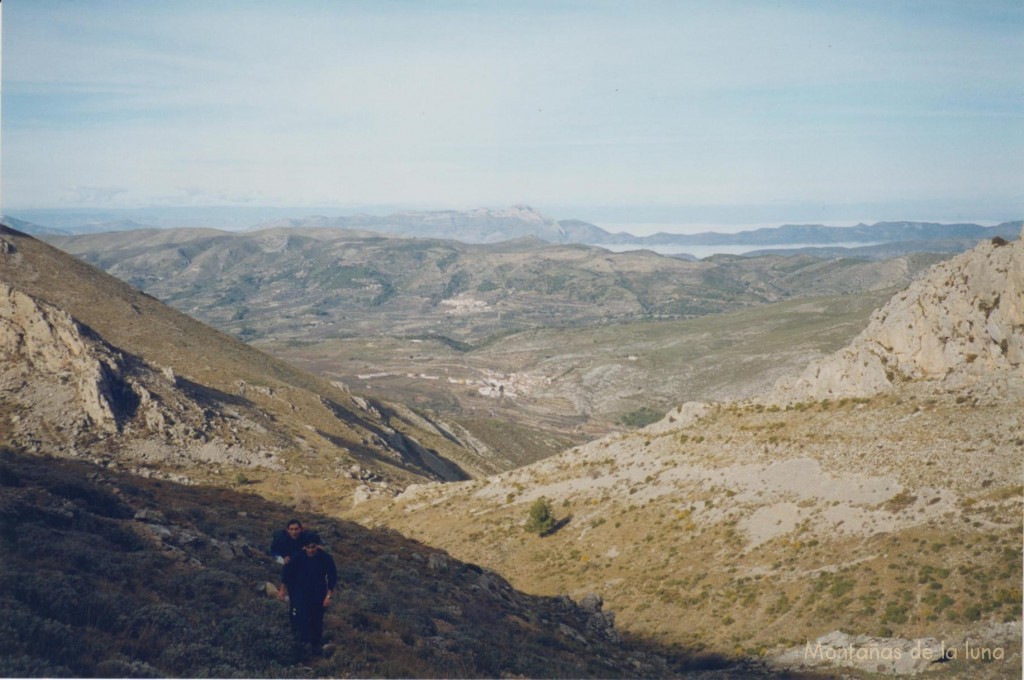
left=525, top=497, right=555, bottom=536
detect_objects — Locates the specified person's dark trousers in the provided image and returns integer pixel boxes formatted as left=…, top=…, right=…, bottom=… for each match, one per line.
left=293, top=604, right=325, bottom=651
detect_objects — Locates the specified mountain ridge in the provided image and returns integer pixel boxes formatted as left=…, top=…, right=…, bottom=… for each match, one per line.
left=253, top=207, right=1022, bottom=250
left=0, top=224, right=501, bottom=488
left=353, top=230, right=1023, bottom=675
left=43, top=225, right=948, bottom=461
left=10, top=206, right=1020, bottom=258
left=46, top=226, right=947, bottom=346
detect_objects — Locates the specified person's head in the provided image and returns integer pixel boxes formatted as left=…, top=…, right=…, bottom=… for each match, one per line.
left=286, top=519, right=303, bottom=539
left=301, top=532, right=322, bottom=556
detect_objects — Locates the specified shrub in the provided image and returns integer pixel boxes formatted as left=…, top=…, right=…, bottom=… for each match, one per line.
left=158, top=642, right=219, bottom=676
left=618, top=407, right=663, bottom=429
left=125, top=604, right=192, bottom=638
left=524, top=498, right=556, bottom=536
left=2, top=570, right=119, bottom=628
left=0, top=654, right=73, bottom=678
left=0, top=603, right=82, bottom=665
left=212, top=607, right=301, bottom=667
left=46, top=481, right=132, bottom=519
left=170, top=569, right=245, bottom=609
left=962, top=604, right=983, bottom=621
left=882, top=602, right=909, bottom=624
left=884, top=492, right=917, bottom=513
left=96, top=520, right=147, bottom=551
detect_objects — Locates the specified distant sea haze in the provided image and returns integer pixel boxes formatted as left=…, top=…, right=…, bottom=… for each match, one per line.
left=596, top=242, right=884, bottom=259
left=597, top=222, right=870, bottom=236
left=597, top=220, right=1007, bottom=238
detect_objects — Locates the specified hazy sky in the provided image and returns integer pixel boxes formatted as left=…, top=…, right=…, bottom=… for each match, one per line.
left=2, top=0, right=1022, bottom=225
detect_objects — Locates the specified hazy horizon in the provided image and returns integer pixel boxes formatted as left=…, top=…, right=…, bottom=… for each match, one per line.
left=4, top=203, right=1019, bottom=237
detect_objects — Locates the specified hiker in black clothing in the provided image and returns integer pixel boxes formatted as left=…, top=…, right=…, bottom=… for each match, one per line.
left=278, top=533, right=337, bottom=655
left=269, top=518, right=307, bottom=564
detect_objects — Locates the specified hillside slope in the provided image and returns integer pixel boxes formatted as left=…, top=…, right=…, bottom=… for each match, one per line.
left=0, top=225, right=499, bottom=490
left=355, top=233, right=1024, bottom=677
left=0, top=448, right=687, bottom=678
left=46, top=226, right=945, bottom=345
left=44, top=225, right=947, bottom=467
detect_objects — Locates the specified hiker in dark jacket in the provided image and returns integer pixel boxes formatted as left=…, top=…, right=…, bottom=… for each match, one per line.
left=269, top=519, right=307, bottom=564
left=278, top=533, right=337, bottom=655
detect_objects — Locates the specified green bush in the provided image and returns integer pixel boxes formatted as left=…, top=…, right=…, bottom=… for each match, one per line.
left=618, top=407, right=663, bottom=429
left=525, top=498, right=556, bottom=536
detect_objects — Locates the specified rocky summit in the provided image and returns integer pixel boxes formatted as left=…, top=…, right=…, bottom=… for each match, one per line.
left=777, top=231, right=1024, bottom=402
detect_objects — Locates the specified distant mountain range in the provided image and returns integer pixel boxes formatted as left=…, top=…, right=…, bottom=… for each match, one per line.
left=44, top=226, right=946, bottom=347
left=254, top=207, right=1023, bottom=250
left=0, top=215, right=157, bottom=236
left=5, top=207, right=1021, bottom=258
left=252, top=205, right=606, bottom=244
left=588, top=219, right=1024, bottom=247
left=0, top=215, right=71, bottom=236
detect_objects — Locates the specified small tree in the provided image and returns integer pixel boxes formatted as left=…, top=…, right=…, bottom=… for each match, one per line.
left=525, top=497, right=556, bottom=536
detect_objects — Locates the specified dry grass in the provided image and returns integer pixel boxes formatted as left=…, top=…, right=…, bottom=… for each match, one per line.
left=351, top=385, right=1023, bottom=674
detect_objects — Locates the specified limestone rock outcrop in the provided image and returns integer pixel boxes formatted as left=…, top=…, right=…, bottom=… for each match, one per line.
left=1, top=280, right=134, bottom=434
left=775, top=231, right=1023, bottom=401
left=0, top=280, right=275, bottom=470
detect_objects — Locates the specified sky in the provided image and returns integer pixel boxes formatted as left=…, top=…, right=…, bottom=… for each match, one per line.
left=2, top=0, right=1022, bottom=230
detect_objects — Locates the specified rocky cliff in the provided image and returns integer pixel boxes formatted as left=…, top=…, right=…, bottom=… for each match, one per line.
left=775, top=230, right=1023, bottom=401
left=0, top=279, right=282, bottom=474
left=2, top=280, right=137, bottom=434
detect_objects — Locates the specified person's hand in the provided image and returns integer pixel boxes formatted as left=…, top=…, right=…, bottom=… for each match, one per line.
left=323, top=593, right=332, bottom=608
left=277, top=588, right=287, bottom=601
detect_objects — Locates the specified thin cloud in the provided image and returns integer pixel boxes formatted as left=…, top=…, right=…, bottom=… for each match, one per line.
left=61, top=185, right=130, bottom=206
left=2, top=0, right=1021, bottom=217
